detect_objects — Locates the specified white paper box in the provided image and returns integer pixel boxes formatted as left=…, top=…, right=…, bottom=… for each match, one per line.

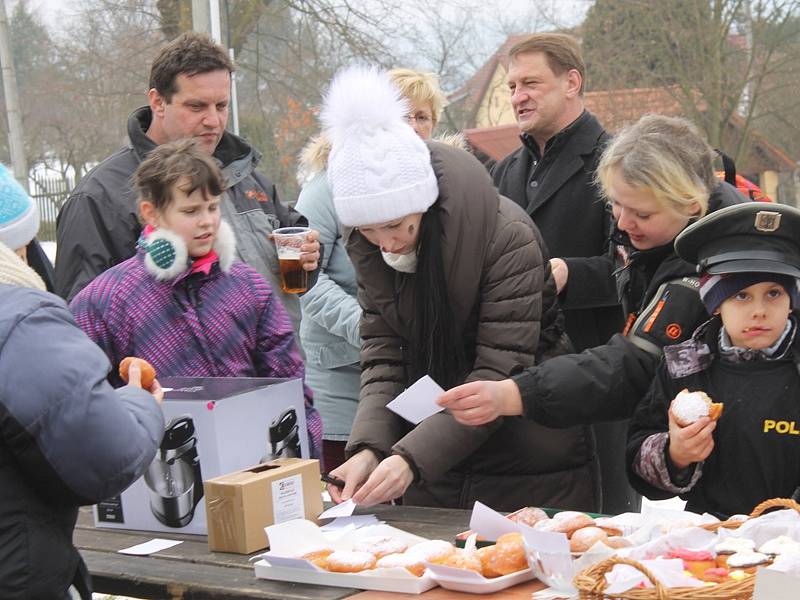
left=254, top=521, right=438, bottom=594
left=753, top=567, right=796, bottom=600
left=426, top=563, right=534, bottom=594
left=94, top=377, right=308, bottom=535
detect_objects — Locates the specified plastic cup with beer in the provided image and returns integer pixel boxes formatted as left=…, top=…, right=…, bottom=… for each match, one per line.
left=272, top=226, right=310, bottom=293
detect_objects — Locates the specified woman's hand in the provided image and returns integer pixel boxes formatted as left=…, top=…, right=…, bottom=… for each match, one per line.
left=327, top=449, right=379, bottom=503
left=437, top=379, right=522, bottom=426
left=667, top=407, right=716, bottom=470
left=299, top=229, right=321, bottom=271
left=351, top=455, right=414, bottom=506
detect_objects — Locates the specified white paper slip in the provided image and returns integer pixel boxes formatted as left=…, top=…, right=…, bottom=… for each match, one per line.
left=386, top=375, right=445, bottom=424
left=468, top=500, right=521, bottom=540
left=320, top=515, right=380, bottom=531
left=318, top=498, right=357, bottom=519
left=118, top=538, right=183, bottom=555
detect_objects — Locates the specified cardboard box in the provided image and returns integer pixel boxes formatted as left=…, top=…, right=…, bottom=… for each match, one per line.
left=93, top=377, right=309, bottom=535
left=205, top=458, right=323, bottom=554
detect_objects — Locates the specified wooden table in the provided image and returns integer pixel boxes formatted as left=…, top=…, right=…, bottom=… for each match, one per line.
left=75, top=504, right=547, bottom=599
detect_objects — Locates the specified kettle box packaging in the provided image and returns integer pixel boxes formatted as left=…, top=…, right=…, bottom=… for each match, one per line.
left=204, top=458, right=323, bottom=554
left=92, top=377, right=310, bottom=535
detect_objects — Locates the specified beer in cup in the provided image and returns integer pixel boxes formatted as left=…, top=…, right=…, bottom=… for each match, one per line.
left=272, top=227, right=310, bottom=293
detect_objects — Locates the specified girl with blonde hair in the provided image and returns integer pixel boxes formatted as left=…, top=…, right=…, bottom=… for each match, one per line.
left=440, top=115, right=746, bottom=441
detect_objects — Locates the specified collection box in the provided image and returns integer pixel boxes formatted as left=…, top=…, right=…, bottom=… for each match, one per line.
left=93, top=376, right=309, bottom=535
left=205, top=458, right=323, bottom=554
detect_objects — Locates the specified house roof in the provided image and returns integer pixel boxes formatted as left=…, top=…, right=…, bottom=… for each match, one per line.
left=463, top=123, right=520, bottom=163
left=449, top=34, right=528, bottom=125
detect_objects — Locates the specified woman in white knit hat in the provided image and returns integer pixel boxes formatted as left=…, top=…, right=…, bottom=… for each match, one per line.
left=323, top=66, right=599, bottom=511
left=296, top=68, right=449, bottom=473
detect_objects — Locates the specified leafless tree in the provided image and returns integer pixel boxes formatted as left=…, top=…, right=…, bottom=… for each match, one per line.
left=582, top=0, right=800, bottom=169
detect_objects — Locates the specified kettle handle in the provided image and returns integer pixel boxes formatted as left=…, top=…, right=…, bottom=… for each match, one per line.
left=166, top=415, right=194, bottom=432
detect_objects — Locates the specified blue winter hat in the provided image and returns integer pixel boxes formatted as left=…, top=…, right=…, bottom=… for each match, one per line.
left=0, top=165, right=38, bottom=251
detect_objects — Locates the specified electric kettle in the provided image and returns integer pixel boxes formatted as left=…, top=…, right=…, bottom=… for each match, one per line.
left=144, top=415, right=203, bottom=527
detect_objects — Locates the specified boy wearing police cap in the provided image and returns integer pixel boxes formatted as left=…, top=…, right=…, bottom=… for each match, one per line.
left=627, top=202, right=800, bottom=519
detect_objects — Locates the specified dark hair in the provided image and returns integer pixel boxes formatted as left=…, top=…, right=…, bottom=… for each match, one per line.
left=508, top=33, right=586, bottom=95
left=409, top=204, right=467, bottom=390
left=135, top=139, right=225, bottom=210
left=149, top=32, right=235, bottom=101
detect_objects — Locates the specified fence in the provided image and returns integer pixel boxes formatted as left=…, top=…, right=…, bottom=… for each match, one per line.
left=30, top=173, right=74, bottom=242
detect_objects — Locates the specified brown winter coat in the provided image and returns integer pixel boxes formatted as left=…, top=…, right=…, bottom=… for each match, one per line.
left=345, top=142, right=598, bottom=511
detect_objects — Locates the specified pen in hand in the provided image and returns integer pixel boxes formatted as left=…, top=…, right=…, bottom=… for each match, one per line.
left=321, top=472, right=346, bottom=488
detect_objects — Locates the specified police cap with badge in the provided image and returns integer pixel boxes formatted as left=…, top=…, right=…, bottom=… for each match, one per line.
left=676, top=202, right=800, bottom=314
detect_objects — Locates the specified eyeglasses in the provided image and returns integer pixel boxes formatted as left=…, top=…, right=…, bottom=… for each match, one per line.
left=406, top=113, right=433, bottom=125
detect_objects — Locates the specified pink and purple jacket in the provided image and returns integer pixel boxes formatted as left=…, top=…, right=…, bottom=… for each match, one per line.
left=69, top=248, right=322, bottom=458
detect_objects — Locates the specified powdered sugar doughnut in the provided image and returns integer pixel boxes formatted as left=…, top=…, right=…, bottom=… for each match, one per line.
left=299, top=547, right=333, bottom=568
left=547, top=511, right=595, bottom=535
left=758, top=536, right=800, bottom=556
left=325, top=550, right=377, bottom=573
left=476, top=537, right=528, bottom=576
left=726, top=550, right=771, bottom=572
left=442, top=550, right=482, bottom=573
left=510, top=506, right=548, bottom=527
left=715, top=537, right=755, bottom=555
left=671, top=389, right=723, bottom=426
left=569, top=526, right=608, bottom=553
left=352, top=536, right=408, bottom=559
left=406, top=539, right=456, bottom=564
left=376, top=552, right=426, bottom=576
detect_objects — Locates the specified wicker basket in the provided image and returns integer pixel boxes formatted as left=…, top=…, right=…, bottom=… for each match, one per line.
left=573, top=497, right=800, bottom=599
left=700, top=497, right=800, bottom=532
left=573, top=556, right=754, bottom=599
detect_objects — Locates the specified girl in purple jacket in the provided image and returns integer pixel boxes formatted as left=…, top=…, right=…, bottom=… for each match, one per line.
left=70, top=139, right=322, bottom=457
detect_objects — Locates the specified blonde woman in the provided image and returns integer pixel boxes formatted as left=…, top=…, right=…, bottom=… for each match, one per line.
left=440, top=115, right=747, bottom=432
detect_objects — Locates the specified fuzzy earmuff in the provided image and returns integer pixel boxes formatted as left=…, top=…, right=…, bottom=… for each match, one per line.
left=213, top=220, right=236, bottom=272
left=142, top=227, right=188, bottom=280
left=140, top=219, right=237, bottom=280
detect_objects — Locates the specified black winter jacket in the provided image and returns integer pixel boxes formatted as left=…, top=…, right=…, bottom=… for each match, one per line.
left=55, top=107, right=311, bottom=333
left=512, top=181, right=746, bottom=427
left=0, top=285, right=163, bottom=599
left=627, top=316, right=800, bottom=519
left=492, top=110, right=623, bottom=352
left=346, top=143, right=599, bottom=512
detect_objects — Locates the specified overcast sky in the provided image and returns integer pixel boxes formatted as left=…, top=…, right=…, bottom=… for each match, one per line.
left=26, top=0, right=591, bottom=34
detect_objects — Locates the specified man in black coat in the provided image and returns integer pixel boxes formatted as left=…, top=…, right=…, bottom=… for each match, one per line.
left=491, top=33, right=632, bottom=513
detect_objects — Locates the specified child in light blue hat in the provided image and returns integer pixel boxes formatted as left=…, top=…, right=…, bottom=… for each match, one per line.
left=0, top=164, right=38, bottom=258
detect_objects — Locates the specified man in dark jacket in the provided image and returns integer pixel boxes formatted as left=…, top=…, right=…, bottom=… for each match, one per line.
left=55, top=32, right=319, bottom=335
left=491, top=33, right=629, bottom=512
left=0, top=229, right=164, bottom=598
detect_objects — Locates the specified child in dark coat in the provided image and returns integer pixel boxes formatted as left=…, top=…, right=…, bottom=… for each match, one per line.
left=627, top=203, right=800, bottom=519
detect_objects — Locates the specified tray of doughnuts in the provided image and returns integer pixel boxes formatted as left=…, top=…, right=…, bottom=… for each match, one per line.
left=254, top=520, right=441, bottom=593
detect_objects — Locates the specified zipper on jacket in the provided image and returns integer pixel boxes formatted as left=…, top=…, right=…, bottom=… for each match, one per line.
left=186, top=280, right=203, bottom=309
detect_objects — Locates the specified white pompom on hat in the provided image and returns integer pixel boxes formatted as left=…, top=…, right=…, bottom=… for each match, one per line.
left=321, top=65, right=439, bottom=227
